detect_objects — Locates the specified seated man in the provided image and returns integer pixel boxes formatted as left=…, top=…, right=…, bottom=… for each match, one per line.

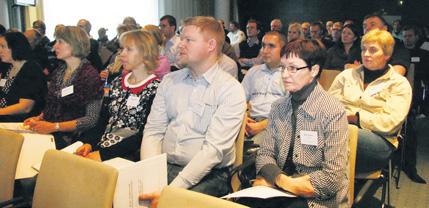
left=139, top=16, right=246, bottom=207
left=241, top=31, right=287, bottom=144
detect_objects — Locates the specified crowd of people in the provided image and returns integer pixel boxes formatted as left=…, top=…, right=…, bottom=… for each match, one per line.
left=1, top=11, right=428, bottom=207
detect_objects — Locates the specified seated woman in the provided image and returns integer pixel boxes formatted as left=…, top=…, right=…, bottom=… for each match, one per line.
left=24, top=26, right=104, bottom=149
left=143, top=24, right=170, bottom=79
left=324, top=23, right=361, bottom=70
left=329, top=29, right=412, bottom=173
left=240, top=39, right=349, bottom=208
left=0, top=32, right=47, bottom=122
left=75, top=30, right=160, bottom=161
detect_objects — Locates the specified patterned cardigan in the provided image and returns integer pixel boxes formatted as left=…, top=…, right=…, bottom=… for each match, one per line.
left=256, top=84, right=350, bottom=208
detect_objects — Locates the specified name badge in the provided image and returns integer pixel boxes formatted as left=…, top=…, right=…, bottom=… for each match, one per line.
left=300, top=130, right=318, bottom=146
left=61, top=85, right=74, bottom=97
left=126, top=95, right=140, bottom=107
left=366, top=82, right=389, bottom=97
left=0, top=79, right=6, bottom=87
left=411, top=57, right=420, bottom=63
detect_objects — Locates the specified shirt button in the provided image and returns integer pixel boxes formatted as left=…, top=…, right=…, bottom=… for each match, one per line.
left=294, top=154, right=298, bottom=158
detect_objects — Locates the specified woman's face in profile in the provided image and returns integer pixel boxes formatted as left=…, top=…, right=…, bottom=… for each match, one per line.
left=361, top=42, right=389, bottom=70
left=0, top=37, right=13, bottom=63
left=53, top=39, right=74, bottom=60
left=119, top=41, right=144, bottom=71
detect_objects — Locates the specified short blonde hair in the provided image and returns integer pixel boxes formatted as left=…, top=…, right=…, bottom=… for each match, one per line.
left=182, top=16, right=224, bottom=56
left=119, top=30, right=159, bottom=72
left=361, top=29, right=395, bottom=57
left=288, top=23, right=304, bottom=38
left=143, top=24, right=164, bottom=47
left=55, top=26, right=90, bottom=58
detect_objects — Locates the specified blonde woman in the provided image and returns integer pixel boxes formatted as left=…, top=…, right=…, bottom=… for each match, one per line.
left=76, top=30, right=160, bottom=161
left=329, top=29, right=412, bottom=173
left=144, top=24, right=170, bottom=79
left=24, top=26, right=104, bottom=149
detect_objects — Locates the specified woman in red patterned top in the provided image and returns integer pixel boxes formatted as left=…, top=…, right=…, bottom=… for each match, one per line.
left=75, top=30, right=160, bottom=161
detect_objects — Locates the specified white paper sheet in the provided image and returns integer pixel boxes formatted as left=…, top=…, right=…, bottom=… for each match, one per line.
left=0, top=122, right=33, bottom=133
left=106, top=154, right=168, bottom=208
left=221, top=186, right=296, bottom=199
left=31, top=141, right=84, bottom=172
left=15, top=133, right=56, bottom=179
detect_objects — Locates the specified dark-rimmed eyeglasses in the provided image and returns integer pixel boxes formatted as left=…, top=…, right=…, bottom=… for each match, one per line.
left=280, top=65, right=309, bottom=73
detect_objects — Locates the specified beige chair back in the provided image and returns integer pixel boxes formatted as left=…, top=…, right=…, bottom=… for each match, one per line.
left=0, top=129, right=24, bottom=202
left=319, top=69, right=342, bottom=90
left=32, top=150, right=118, bottom=208
left=158, top=186, right=249, bottom=208
left=347, top=125, right=359, bottom=207
left=231, top=115, right=247, bottom=192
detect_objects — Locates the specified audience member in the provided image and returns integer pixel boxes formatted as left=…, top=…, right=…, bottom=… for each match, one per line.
left=270, top=18, right=283, bottom=32
left=301, top=22, right=311, bottom=39
left=24, top=26, right=104, bottom=149
left=0, top=32, right=47, bottom=122
left=32, top=20, right=50, bottom=48
left=401, top=25, right=429, bottom=183
left=75, top=30, right=160, bottom=161
left=77, top=19, right=104, bottom=71
left=287, top=22, right=304, bottom=43
left=392, top=19, right=403, bottom=41
left=144, top=24, right=171, bottom=79
left=159, top=15, right=180, bottom=67
left=325, top=23, right=361, bottom=70
left=331, top=21, right=343, bottom=43
left=24, top=28, right=50, bottom=71
left=310, top=22, right=333, bottom=49
left=240, top=39, right=348, bottom=208
left=362, top=14, right=410, bottom=75
left=238, top=19, right=262, bottom=69
left=241, top=31, right=287, bottom=144
left=227, top=20, right=246, bottom=46
left=326, top=20, right=334, bottom=38
left=97, top=27, right=109, bottom=47
left=139, top=16, right=246, bottom=207
left=329, top=29, right=412, bottom=175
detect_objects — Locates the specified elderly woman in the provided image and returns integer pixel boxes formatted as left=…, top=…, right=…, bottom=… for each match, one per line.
left=329, top=29, right=412, bottom=173
left=324, top=23, right=361, bottom=70
left=0, top=32, right=47, bottom=122
left=75, top=30, right=160, bottom=161
left=241, top=39, right=349, bottom=208
left=24, top=26, right=104, bottom=149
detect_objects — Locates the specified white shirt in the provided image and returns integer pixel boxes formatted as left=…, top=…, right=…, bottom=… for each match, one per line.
left=227, top=30, right=246, bottom=46
left=242, top=64, right=286, bottom=120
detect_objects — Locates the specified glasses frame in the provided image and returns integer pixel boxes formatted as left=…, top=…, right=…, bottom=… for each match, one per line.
left=280, top=65, right=310, bottom=74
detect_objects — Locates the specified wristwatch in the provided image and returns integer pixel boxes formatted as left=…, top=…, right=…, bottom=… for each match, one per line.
left=55, top=122, right=60, bottom=131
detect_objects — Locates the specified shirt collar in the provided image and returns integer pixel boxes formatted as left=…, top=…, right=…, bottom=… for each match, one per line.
left=183, top=62, right=220, bottom=85
left=262, top=63, right=282, bottom=73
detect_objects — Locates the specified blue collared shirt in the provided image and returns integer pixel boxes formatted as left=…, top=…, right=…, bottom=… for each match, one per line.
left=242, top=64, right=287, bottom=120
left=141, top=63, right=246, bottom=188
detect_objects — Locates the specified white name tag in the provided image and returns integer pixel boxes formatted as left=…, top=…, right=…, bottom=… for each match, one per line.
left=366, top=82, right=390, bottom=97
left=126, top=95, right=140, bottom=107
left=411, top=57, right=420, bottom=63
left=61, top=85, right=74, bottom=97
left=300, top=130, right=318, bottom=146
left=0, top=79, right=6, bottom=87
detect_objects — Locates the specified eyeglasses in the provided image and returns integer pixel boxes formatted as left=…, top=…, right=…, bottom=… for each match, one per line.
left=280, top=65, right=309, bottom=73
